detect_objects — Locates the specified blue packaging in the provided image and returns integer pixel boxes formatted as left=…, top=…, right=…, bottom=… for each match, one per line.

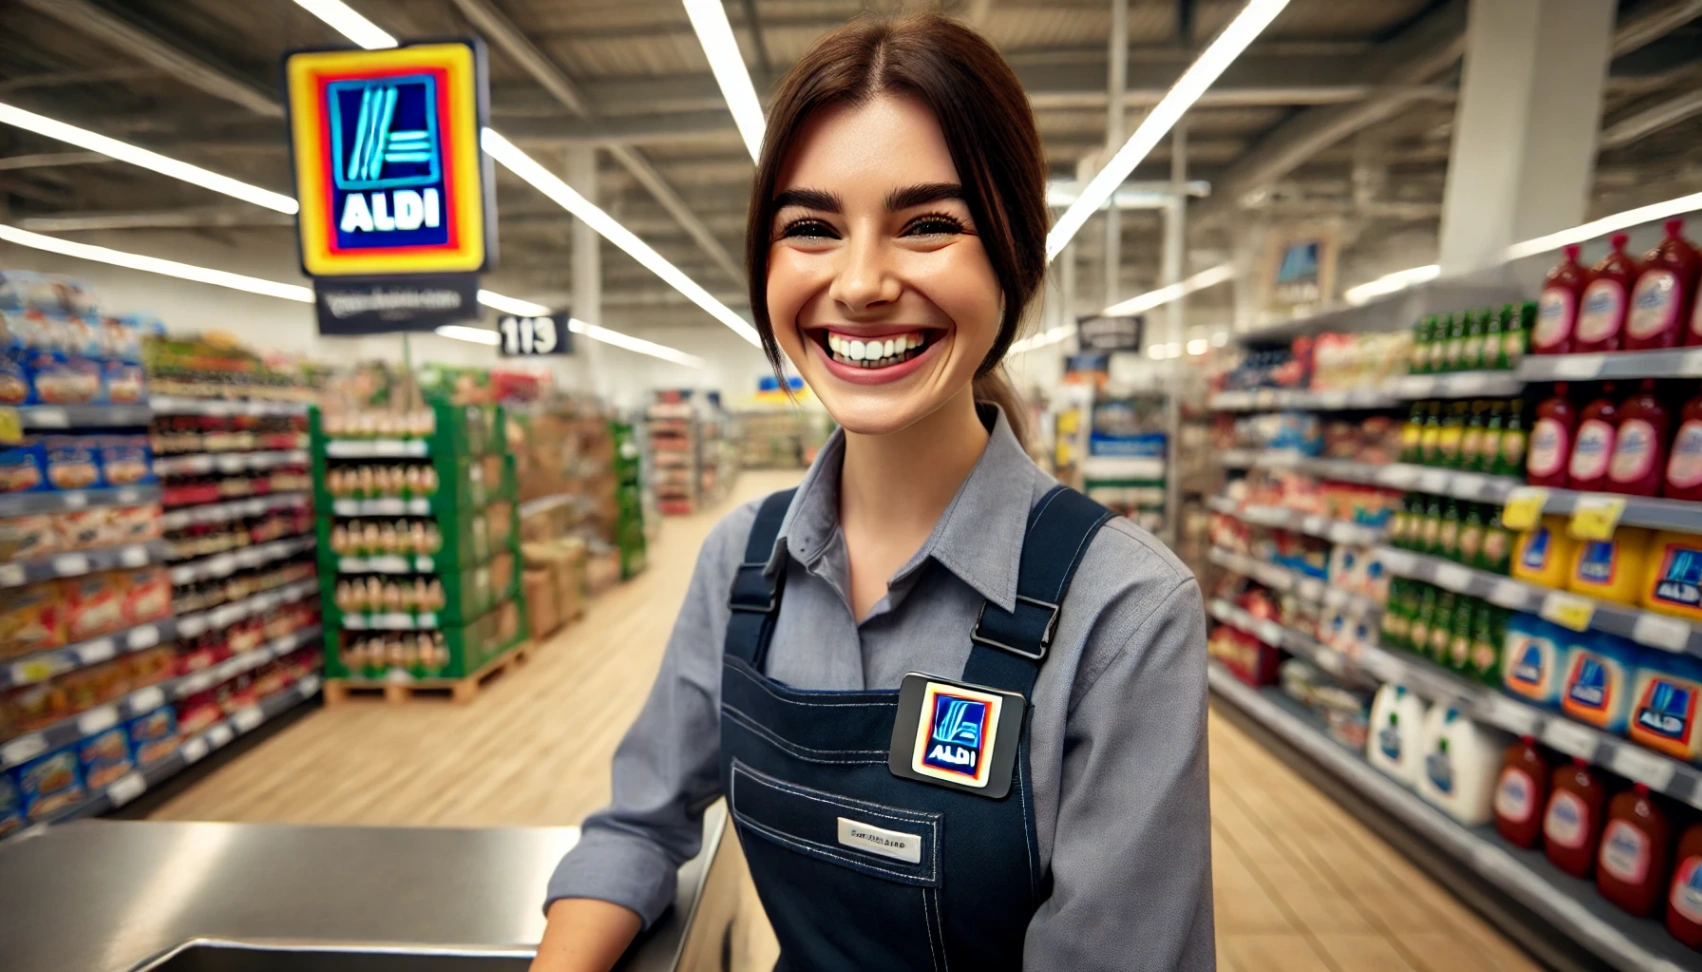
left=126, top=706, right=179, bottom=766
left=1501, top=613, right=1569, bottom=707
left=16, top=747, right=86, bottom=822
left=1559, top=631, right=1644, bottom=734
left=77, top=725, right=136, bottom=790
left=0, top=439, right=48, bottom=493
left=0, top=770, right=23, bottom=838
left=96, top=434, right=155, bottom=487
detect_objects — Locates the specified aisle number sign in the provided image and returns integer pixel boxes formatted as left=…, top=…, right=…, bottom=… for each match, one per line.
left=498, top=314, right=573, bottom=357
left=284, top=41, right=494, bottom=277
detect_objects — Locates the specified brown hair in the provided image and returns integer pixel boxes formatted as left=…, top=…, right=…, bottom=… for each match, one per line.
left=745, top=13, right=1047, bottom=446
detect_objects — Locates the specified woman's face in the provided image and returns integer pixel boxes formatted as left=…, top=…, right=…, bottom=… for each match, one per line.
left=766, top=93, right=1002, bottom=436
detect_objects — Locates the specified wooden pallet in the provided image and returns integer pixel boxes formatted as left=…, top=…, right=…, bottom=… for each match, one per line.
left=324, top=642, right=532, bottom=706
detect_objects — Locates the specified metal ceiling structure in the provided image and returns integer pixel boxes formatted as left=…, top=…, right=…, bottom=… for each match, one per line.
left=0, top=0, right=1699, bottom=336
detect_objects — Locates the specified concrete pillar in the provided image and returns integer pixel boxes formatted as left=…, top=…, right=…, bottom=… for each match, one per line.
left=565, top=145, right=606, bottom=398
left=1437, top=0, right=1615, bottom=276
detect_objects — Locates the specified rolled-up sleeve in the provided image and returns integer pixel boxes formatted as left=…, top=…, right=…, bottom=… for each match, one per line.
left=543, top=504, right=754, bottom=927
left=1024, top=577, right=1215, bottom=970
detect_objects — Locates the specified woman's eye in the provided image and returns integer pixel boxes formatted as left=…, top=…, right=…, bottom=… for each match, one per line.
left=903, top=215, right=965, bottom=237
left=779, top=218, right=838, bottom=240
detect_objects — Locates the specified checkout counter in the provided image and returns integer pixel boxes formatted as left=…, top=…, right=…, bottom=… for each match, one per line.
left=0, top=806, right=737, bottom=972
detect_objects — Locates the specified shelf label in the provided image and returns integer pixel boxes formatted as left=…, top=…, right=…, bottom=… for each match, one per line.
left=1418, top=470, right=1449, bottom=492
left=0, top=406, right=20, bottom=444
left=129, top=686, right=165, bottom=713
left=1501, top=488, right=1549, bottom=531
left=1379, top=465, right=1421, bottom=488
left=1255, top=621, right=1284, bottom=645
left=106, top=771, right=147, bottom=807
left=52, top=552, right=90, bottom=576
left=299, top=674, right=322, bottom=697
left=1540, top=592, right=1597, bottom=632
left=206, top=724, right=234, bottom=748
left=415, top=556, right=434, bottom=572
left=1487, top=579, right=1528, bottom=609
left=127, top=625, right=161, bottom=650
left=1317, top=390, right=1349, bottom=409
left=10, top=657, right=59, bottom=685
left=1632, top=613, right=1693, bottom=653
left=1, top=733, right=48, bottom=767
left=1552, top=354, right=1606, bottom=379
left=180, top=737, right=209, bottom=764
left=29, top=406, right=68, bottom=428
left=0, top=562, right=24, bottom=587
left=232, top=706, right=264, bottom=733
left=1453, top=473, right=1486, bottom=497
left=1434, top=563, right=1473, bottom=592
left=1300, top=514, right=1326, bottom=534
left=1568, top=495, right=1626, bottom=541
left=1478, top=695, right=1543, bottom=735
left=1378, top=548, right=1416, bottom=573
left=1315, top=650, right=1345, bottom=676
left=1681, top=349, right=1702, bottom=377
left=76, top=638, right=116, bottom=665
left=177, top=615, right=208, bottom=639
left=118, top=545, right=150, bottom=567
left=64, top=491, right=89, bottom=509
left=78, top=705, right=119, bottom=736
left=1610, top=745, right=1677, bottom=791
left=1542, top=718, right=1599, bottom=758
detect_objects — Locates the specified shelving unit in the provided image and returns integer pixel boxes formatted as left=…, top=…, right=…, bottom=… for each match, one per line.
left=0, top=541, right=169, bottom=588
left=0, top=484, right=161, bottom=518
left=1206, top=496, right=1387, bottom=545
left=1207, top=547, right=1383, bottom=615
left=1517, top=348, right=1702, bottom=382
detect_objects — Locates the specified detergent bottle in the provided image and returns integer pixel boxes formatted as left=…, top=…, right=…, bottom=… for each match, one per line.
left=1544, top=757, right=1607, bottom=879
left=1627, top=219, right=1700, bottom=351
left=1560, top=631, right=1644, bottom=732
left=1567, top=383, right=1619, bottom=492
left=1641, top=531, right=1702, bottom=623
left=1666, top=823, right=1702, bottom=947
left=1418, top=705, right=1507, bottom=826
left=1368, top=684, right=1428, bottom=788
left=1628, top=651, right=1702, bottom=761
left=1567, top=527, right=1653, bottom=606
left=1534, top=245, right=1588, bottom=355
left=1513, top=516, right=1580, bottom=589
left=1502, top=612, right=1570, bottom=707
left=1598, top=783, right=1673, bottom=917
left=1609, top=381, right=1671, bottom=497
left=1495, top=736, right=1552, bottom=848
left=1574, top=234, right=1640, bottom=353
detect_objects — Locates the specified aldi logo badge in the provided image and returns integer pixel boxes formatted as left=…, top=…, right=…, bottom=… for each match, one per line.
left=889, top=674, right=1023, bottom=798
left=921, top=691, right=993, bottom=781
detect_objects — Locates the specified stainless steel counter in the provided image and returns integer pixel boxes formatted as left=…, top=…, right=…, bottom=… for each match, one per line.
left=0, top=806, right=735, bottom=972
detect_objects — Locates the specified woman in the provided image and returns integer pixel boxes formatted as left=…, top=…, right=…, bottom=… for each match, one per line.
left=534, top=15, right=1213, bottom=972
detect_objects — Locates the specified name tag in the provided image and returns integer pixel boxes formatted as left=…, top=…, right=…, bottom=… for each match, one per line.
left=888, top=673, right=1025, bottom=799
left=836, top=816, right=922, bottom=864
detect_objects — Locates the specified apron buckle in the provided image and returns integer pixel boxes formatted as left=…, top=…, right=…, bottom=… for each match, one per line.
left=969, top=595, right=1059, bottom=661
left=728, top=561, right=779, bottom=613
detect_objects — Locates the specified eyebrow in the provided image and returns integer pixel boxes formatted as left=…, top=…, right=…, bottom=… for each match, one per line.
left=886, top=182, right=964, bottom=211
left=773, top=188, right=843, bottom=213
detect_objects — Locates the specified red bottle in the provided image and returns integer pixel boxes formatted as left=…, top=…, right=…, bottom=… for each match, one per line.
left=1628, top=219, right=1701, bottom=351
left=1494, top=736, right=1551, bottom=848
left=1667, top=823, right=1702, bottom=948
left=1533, top=245, right=1588, bottom=355
left=1667, top=390, right=1702, bottom=501
left=1598, top=783, right=1672, bottom=917
left=1527, top=383, right=1576, bottom=488
left=1568, top=383, right=1619, bottom=491
left=1544, top=758, right=1606, bottom=879
left=1609, top=380, right=1671, bottom=496
left=1574, top=234, right=1641, bottom=353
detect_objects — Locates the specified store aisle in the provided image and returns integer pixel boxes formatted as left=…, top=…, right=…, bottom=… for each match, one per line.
left=147, top=473, right=1537, bottom=971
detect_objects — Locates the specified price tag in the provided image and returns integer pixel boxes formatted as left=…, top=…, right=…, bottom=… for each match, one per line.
left=1, top=733, right=48, bottom=767
left=1315, top=650, right=1345, bottom=676
left=1680, top=349, right=1702, bottom=376
left=1317, top=390, right=1349, bottom=409
left=1540, top=592, right=1597, bottom=632
left=1568, top=495, right=1626, bottom=541
left=129, top=685, right=165, bottom=713
left=1451, top=373, right=1488, bottom=395
left=64, top=491, right=89, bottom=509
left=1419, top=470, right=1449, bottom=492
left=206, top=724, right=234, bottom=748
left=1434, top=563, right=1474, bottom=592
left=11, top=656, right=59, bottom=685
left=177, top=615, right=207, bottom=639
left=1633, top=613, right=1693, bottom=653
left=1378, top=548, right=1416, bottom=573
left=1478, top=695, right=1543, bottom=735
left=208, top=554, right=236, bottom=576
left=415, top=556, right=434, bottom=572
left=1488, top=579, right=1531, bottom=609
left=344, top=616, right=369, bottom=630
left=1552, top=353, right=1606, bottom=379
left=1300, top=515, right=1326, bottom=534
left=1610, top=744, right=1677, bottom=791
left=29, top=406, right=68, bottom=427
left=0, top=406, right=21, bottom=443
left=106, top=772, right=147, bottom=807
left=1453, top=473, right=1486, bottom=497
left=179, top=673, right=212, bottom=696
left=52, top=553, right=90, bottom=576
left=1380, top=465, right=1421, bottom=488
left=70, top=639, right=116, bottom=666
left=374, top=498, right=403, bottom=515
left=299, top=674, right=321, bottom=697
left=1256, top=621, right=1284, bottom=645
left=127, top=625, right=161, bottom=650
left=0, top=562, right=25, bottom=587
left=78, top=705, right=119, bottom=736
left=407, top=499, right=430, bottom=515
left=334, top=500, right=357, bottom=516
left=1501, top=487, right=1548, bottom=531
left=118, top=544, right=150, bottom=567
left=1542, top=718, right=1599, bottom=758
left=416, top=612, right=437, bottom=628
left=232, top=706, right=264, bottom=733
left=180, top=736, right=209, bottom=764
left=373, top=440, right=406, bottom=457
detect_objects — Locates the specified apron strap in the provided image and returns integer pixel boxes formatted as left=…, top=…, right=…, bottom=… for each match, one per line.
left=962, top=485, right=1115, bottom=697
left=724, top=488, right=798, bottom=671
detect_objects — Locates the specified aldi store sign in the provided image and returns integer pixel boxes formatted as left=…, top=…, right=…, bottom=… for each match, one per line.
left=284, top=41, right=494, bottom=278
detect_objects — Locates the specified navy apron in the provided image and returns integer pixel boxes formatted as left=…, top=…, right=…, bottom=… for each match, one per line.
left=719, top=485, right=1113, bottom=971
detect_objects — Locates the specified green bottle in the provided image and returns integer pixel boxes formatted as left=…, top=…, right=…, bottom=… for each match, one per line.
left=1399, top=403, right=1425, bottom=463
left=1460, top=309, right=1486, bottom=371
left=1448, top=596, right=1476, bottom=671
left=1417, top=402, right=1442, bottom=465
left=1483, top=306, right=1505, bottom=371
left=1438, top=313, right=1463, bottom=372
left=1471, top=605, right=1506, bottom=685
left=1437, top=402, right=1467, bottom=468
left=1457, top=502, right=1485, bottom=567
left=1459, top=400, right=1487, bottom=471
left=1428, top=315, right=1453, bottom=374
left=1410, top=584, right=1438, bottom=656
left=1389, top=494, right=1412, bottom=549
left=1410, top=317, right=1434, bottom=375
left=1480, top=504, right=1514, bottom=575
left=1429, top=591, right=1457, bottom=663
left=1494, top=400, right=1527, bottom=478
left=1420, top=493, right=1445, bottom=554
left=1498, top=302, right=1534, bottom=371
left=1477, top=400, right=1505, bottom=474
left=1381, top=577, right=1411, bottom=650
left=1437, top=496, right=1462, bottom=561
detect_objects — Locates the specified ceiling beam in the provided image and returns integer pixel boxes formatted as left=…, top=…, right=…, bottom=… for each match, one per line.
left=1600, top=85, right=1702, bottom=150
left=14, top=206, right=294, bottom=232
left=16, top=0, right=280, bottom=118
left=1611, top=0, right=1702, bottom=57
left=0, top=151, right=109, bottom=172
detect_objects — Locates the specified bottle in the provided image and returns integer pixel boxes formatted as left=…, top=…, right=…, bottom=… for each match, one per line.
left=1500, top=301, right=1534, bottom=371
left=1437, top=402, right=1467, bottom=468
left=1568, top=383, right=1620, bottom=492
left=1410, top=584, right=1439, bottom=655
left=1598, top=783, right=1672, bottom=917
left=1399, top=403, right=1425, bottom=464
left=1459, top=401, right=1487, bottom=472
left=1667, top=823, right=1702, bottom=947
left=1568, top=528, right=1654, bottom=607
left=1527, top=383, right=1575, bottom=488
left=1381, top=577, right=1412, bottom=649
left=1496, top=400, right=1528, bottom=479
left=1447, top=596, right=1475, bottom=671
left=1574, top=234, right=1640, bottom=353
left=1409, top=316, right=1435, bottom=374
left=1639, top=532, right=1702, bottom=625
left=1471, top=605, right=1507, bottom=684
left=1503, top=613, right=1570, bottom=706
left=1437, top=496, right=1463, bottom=562
left=1429, top=314, right=1454, bottom=374
left=1495, top=736, right=1551, bottom=848
left=1608, top=380, right=1671, bottom=497
left=1484, top=305, right=1507, bottom=370
left=1368, top=684, right=1429, bottom=788
left=1533, top=245, right=1588, bottom=355
left=1418, top=706, right=1505, bottom=826
left=1419, top=402, right=1444, bottom=466
left=1443, top=312, right=1469, bottom=372
left=1561, top=631, right=1645, bottom=731
left=1664, top=389, right=1702, bottom=501
left=1628, top=650, right=1702, bottom=759
left=1480, top=505, right=1515, bottom=576
left=1457, top=503, right=1486, bottom=569
left=1461, top=309, right=1487, bottom=371
left=1513, top=516, right=1581, bottom=589
left=1420, top=493, right=1445, bottom=556
left=1544, top=757, right=1607, bottom=879
left=1476, top=400, right=1505, bottom=474
left=1429, top=591, right=1457, bottom=664
left=1627, top=219, right=1700, bottom=351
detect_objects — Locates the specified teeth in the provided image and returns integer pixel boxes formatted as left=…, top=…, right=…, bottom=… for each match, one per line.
left=828, top=334, right=841, bottom=353
left=882, top=339, right=894, bottom=358
left=824, top=331, right=930, bottom=368
left=850, top=340, right=867, bottom=361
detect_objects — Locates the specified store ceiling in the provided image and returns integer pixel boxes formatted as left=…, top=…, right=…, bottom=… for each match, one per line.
left=0, top=0, right=1699, bottom=334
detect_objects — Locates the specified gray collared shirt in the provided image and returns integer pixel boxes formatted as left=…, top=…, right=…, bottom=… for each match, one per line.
left=547, top=408, right=1214, bottom=970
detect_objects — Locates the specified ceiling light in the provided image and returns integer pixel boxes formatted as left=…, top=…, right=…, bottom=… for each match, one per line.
left=481, top=129, right=760, bottom=346
left=1102, top=263, right=1235, bottom=316
left=1342, top=264, right=1441, bottom=305
left=0, top=102, right=298, bottom=215
left=1046, top=0, right=1291, bottom=260
left=292, top=0, right=396, bottom=49
left=476, top=290, right=551, bottom=317
left=1504, top=190, right=1702, bottom=262
left=1186, top=338, right=1208, bottom=355
left=435, top=324, right=500, bottom=345
left=681, top=0, right=766, bottom=163
left=572, top=320, right=706, bottom=368
left=0, top=223, right=314, bottom=301
left=1046, top=180, right=1211, bottom=209
left=1008, top=324, right=1075, bottom=355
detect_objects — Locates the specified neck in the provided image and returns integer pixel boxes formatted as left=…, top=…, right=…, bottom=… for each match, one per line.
left=839, top=384, right=990, bottom=540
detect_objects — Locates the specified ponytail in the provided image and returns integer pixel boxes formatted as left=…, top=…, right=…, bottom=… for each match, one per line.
left=973, top=366, right=1029, bottom=448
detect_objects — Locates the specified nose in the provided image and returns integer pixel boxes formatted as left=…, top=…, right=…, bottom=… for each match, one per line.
left=828, top=232, right=900, bottom=316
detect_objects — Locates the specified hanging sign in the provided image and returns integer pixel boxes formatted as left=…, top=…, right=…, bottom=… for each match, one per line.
left=497, top=313, right=573, bottom=357
left=315, top=274, right=482, bottom=335
left=1077, top=315, right=1144, bottom=352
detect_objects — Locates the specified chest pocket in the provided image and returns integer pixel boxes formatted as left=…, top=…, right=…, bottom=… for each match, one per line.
left=730, top=759, right=950, bottom=972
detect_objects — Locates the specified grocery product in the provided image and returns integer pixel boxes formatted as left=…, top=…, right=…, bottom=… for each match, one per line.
left=1544, top=757, right=1606, bottom=879
left=1628, top=651, right=1702, bottom=761
left=1627, top=219, right=1699, bottom=351
left=1494, top=736, right=1552, bottom=848
left=1368, top=683, right=1427, bottom=788
left=1598, top=783, right=1672, bottom=917
left=1502, top=613, right=1569, bottom=706
left=1527, top=384, right=1574, bottom=487
left=1642, top=531, right=1702, bottom=622
left=1567, top=384, right=1619, bottom=492
left=1496, top=400, right=1528, bottom=478
left=0, top=772, right=21, bottom=839
left=1574, top=234, right=1640, bottom=353
left=1533, top=245, right=1588, bottom=355
left=1469, top=603, right=1507, bottom=683
left=1667, top=823, right=1702, bottom=947
left=1559, top=632, right=1643, bottom=732
left=76, top=725, right=134, bottom=790
left=1667, top=389, right=1702, bottom=501
left=1480, top=505, right=1515, bottom=576
left=0, top=582, right=64, bottom=659
left=1497, top=302, right=1534, bottom=371
left=1417, top=705, right=1505, bottom=826
left=16, top=746, right=84, bottom=822
left=126, top=707, right=178, bottom=766
left=1566, top=528, right=1652, bottom=605
left=1512, top=517, right=1579, bottom=589
left=1608, top=380, right=1671, bottom=496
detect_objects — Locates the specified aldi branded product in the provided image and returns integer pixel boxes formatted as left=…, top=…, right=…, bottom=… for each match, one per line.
left=1566, top=528, right=1652, bottom=606
left=1598, top=783, right=1672, bottom=917
left=1559, top=632, right=1644, bottom=733
left=1642, top=531, right=1702, bottom=623
left=1544, top=757, right=1607, bottom=879
left=1628, top=651, right=1702, bottom=761
left=1512, top=517, right=1580, bottom=590
left=1502, top=613, right=1570, bottom=707
left=1367, top=684, right=1428, bottom=788
left=1416, top=705, right=1505, bottom=826
left=1495, top=736, right=1552, bottom=848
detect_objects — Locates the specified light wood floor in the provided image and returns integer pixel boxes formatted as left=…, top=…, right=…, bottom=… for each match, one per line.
left=150, top=469, right=1540, bottom=972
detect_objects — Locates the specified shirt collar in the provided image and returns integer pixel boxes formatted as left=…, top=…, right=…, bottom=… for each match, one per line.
left=767, top=405, right=1039, bottom=612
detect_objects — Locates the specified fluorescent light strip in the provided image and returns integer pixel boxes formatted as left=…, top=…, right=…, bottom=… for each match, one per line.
left=0, top=102, right=299, bottom=215
left=1008, top=324, right=1076, bottom=355
left=0, top=223, right=314, bottom=301
left=1046, top=0, right=1291, bottom=260
left=292, top=0, right=396, bottom=49
left=1342, top=264, right=1441, bottom=306
left=1504, top=190, right=1702, bottom=262
left=436, top=319, right=704, bottom=368
left=480, top=129, right=761, bottom=346
left=434, top=324, right=500, bottom=345
left=681, top=0, right=766, bottom=163
left=1102, top=263, right=1235, bottom=316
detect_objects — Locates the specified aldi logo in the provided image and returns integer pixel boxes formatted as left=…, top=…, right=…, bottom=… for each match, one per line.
left=1636, top=679, right=1697, bottom=741
left=911, top=682, right=1002, bottom=788
left=1566, top=655, right=1608, bottom=710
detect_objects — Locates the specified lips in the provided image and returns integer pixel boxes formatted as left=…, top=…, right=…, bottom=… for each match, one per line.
left=805, top=327, right=944, bottom=385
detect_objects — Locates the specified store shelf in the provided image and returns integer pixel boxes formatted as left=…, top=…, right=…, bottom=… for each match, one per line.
left=518, top=492, right=581, bottom=518
left=171, top=625, right=322, bottom=698
left=174, top=578, right=319, bottom=639
left=147, top=395, right=311, bottom=417
left=1511, top=487, right=1702, bottom=534
left=1518, top=348, right=1702, bottom=382
left=1209, top=388, right=1400, bottom=412
left=1207, top=664, right=1698, bottom=972
left=16, top=403, right=151, bottom=429
left=5, top=674, right=322, bottom=841
left=0, top=681, right=173, bottom=770
left=1375, top=546, right=1702, bottom=656
left=341, top=611, right=439, bottom=631
left=1206, top=496, right=1387, bottom=545
left=166, top=535, right=315, bottom=585
left=1220, top=449, right=1258, bottom=470
left=325, top=438, right=430, bottom=458
left=1393, top=370, right=1525, bottom=399
left=153, top=449, right=308, bottom=477
left=160, top=493, right=309, bottom=531
left=1207, top=547, right=1382, bottom=615
left=335, top=554, right=438, bottom=574
left=329, top=496, right=434, bottom=517
left=1233, top=280, right=1523, bottom=344
left=0, top=540, right=168, bottom=589
left=1081, top=455, right=1165, bottom=479
left=2, top=617, right=177, bottom=690
left=1208, top=599, right=1369, bottom=686
left=0, top=484, right=161, bottom=518
left=1239, top=453, right=1527, bottom=503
